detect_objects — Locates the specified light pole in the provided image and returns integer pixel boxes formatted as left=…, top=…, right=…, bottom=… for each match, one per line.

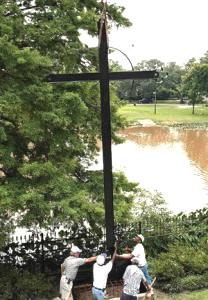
left=154, top=80, right=163, bottom=115
left=154, top=90, right=157, bottom=114
left=153, top=72, right=168, bottom=114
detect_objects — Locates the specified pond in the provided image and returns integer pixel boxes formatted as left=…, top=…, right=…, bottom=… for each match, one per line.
left=93, top=126, right=208, bottom=214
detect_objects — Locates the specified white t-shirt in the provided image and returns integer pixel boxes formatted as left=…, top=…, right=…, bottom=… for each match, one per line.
left=132, top=243, right=146, bottom=267
left=93, top=261, right=113, bottom=289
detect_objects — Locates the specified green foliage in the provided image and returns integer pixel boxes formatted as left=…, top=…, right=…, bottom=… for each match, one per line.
left=183, top=63, right=208, bottom=98
left=117, top=59, right=184, bottom=101
left=182, top=62, right=208, bottom=114
left=0, top=266, right=56, bottom=299
left=151, top=240, right=208, bottom=292
left=150, top=208, right=208, bottom=289
left=0, top=0, right=133, bottom=238
left=162, top=273, right=208, bottom=293
left=115, top=188, right=172, bottom=256
left=173, top=208, right=208, bottom=244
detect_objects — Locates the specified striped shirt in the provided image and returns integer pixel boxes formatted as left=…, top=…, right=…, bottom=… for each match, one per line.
left=123, top=265, right=146, bottom=297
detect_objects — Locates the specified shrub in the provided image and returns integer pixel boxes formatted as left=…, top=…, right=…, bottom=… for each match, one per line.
left=161, top=272, right=208, bottom=293
left=0, top=266, right=56, bottom=299
left=151, top=241, right=208, bottom=290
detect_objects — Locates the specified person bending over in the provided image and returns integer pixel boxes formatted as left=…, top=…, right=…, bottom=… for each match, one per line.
left=120, top=257, right=151, bottom=300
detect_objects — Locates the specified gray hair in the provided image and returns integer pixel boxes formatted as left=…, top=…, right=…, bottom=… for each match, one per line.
left=131, top=257, right=140, bottom=265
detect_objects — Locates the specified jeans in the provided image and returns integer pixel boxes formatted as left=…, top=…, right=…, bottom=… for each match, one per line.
left=92, top=287, right=105, bottom=300
left=120, top=292, right=137, bottom=300
left=139, top=263, right=152, bottom=285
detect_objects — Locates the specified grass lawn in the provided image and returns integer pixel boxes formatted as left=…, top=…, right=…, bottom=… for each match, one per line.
left=119, top=103, right=208, bottom=124
left=110, top=289, right=208, bottom=300
left=153, top=289, right=208, bottom=299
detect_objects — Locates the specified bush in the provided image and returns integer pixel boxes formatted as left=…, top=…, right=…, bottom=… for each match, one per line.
left=161, top=272, right=208, bottom=293
left=151, top=243, right=208, bottom=283
left=0, top=266, right=56, bottom=299
left=151, top=257, right=185, bottom=281
left=151, top=241, right=208, bottom=291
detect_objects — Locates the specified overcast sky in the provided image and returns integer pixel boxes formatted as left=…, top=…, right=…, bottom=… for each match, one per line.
left=108, top=0, right=208, bottom=68
left=82, top=0, right=208, bottom=69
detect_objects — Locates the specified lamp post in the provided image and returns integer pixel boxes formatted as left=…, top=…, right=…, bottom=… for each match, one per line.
left=154, top=80, right=163, bottom=115
left=154, top=90, right=157, bottom=114
left=153, top=72, right=168, bottom=114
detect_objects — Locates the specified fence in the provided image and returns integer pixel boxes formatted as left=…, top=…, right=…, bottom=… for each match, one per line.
left=1, top=215, right=208, bottom=286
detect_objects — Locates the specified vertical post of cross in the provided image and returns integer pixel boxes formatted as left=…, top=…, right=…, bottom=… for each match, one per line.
left=98, top=18, right=115, bottom=250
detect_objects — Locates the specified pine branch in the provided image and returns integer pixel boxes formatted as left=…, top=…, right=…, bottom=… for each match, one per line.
left=4, top=5, right=39, bottom=17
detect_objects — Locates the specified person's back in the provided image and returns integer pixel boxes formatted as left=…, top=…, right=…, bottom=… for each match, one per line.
left=122, top=265, right=145, bottom=298
left=93, top=259, right=113, bottom=290
left=120, top=258, right=151, bottom=300
left=92, top=246, right=117, bottom=300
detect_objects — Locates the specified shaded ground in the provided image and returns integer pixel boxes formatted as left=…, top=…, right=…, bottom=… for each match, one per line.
left=73, top=283, right=208, bottom=300
left=108, top=288, right=208, bottom=299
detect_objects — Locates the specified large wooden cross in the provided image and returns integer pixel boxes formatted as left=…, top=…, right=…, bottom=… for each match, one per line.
left=48, top=16, right=158, bottom=249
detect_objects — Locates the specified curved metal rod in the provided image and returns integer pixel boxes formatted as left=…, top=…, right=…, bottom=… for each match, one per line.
left=109, top=46, right=134, bottom=71
left=109, top=46, right=135, bottom=100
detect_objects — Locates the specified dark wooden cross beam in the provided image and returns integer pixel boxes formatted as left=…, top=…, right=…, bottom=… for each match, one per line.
left=48, top=17, right=159, bottom=250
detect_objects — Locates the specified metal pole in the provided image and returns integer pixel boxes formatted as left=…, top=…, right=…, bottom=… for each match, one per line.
left=154, top=90, right=157, bottom=114
left=139, top=221, right=142, bottom=234
left=99, top=19, right=115, bottom=249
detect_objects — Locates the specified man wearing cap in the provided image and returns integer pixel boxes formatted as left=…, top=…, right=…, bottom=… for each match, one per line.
left=92, top=245, right=117, bottom=300
left=120, top=257, right=151, bottom=300
left=116, top=234, right=152, bottom=285
left=60, top=245, right=96, bottom=300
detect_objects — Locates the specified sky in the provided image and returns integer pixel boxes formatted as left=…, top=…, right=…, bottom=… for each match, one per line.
left=81, top=0, right=208, bottom=69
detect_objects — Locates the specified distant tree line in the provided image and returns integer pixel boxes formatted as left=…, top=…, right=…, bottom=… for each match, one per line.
left=113, top=51, right=208, bottom=110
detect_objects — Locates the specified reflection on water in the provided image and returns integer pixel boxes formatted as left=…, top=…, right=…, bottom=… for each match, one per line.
left=94, top=126, right=208, bottom=213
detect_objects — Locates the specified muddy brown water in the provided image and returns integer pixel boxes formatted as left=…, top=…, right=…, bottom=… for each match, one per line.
left=92, top=126, right=208, bottom=213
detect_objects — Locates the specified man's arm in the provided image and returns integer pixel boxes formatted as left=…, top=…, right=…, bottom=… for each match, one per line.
left=85, top=256, right=97, bottom=264
left=61, top=263, right=65, bottom=275
left=142, top=279, right=151, bottom=293
left=111, top=242, right=117, bottom=263
left=116, top=253, right=133, bottom=260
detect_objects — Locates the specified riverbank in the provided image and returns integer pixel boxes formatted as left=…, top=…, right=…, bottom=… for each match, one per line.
left=119, top=103, right=208, bottom=126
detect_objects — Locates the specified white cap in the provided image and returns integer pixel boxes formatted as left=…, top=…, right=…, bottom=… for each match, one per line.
left=96, top=255, right=105, bottom=266
left=131, top=257, right=140, bottom=265
left=71, top=245, right=82, bottom=253
left=137, top=234, right=144, bottom=243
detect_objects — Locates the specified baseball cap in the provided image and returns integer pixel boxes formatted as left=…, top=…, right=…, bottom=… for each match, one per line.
left=96, top=255, right=106, bottom=265
left=71, top=245, right=82, bottom=253
left=136, top=234, right=144, bottom=242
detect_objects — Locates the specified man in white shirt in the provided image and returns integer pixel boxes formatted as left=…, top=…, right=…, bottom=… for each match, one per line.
left=92, top=246, right=117, bottom=300
left=60, top=245, right=96, bottom=300
left=116, top=234, right=152, bottom=285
